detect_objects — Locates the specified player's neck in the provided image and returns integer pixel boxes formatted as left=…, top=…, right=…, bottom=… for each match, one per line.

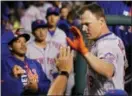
left=99, top=24, right=110, bottom=38
left=48, top=26, right=56, bottom=32
left=13, top=53, right=25, bottom=61
left=35, top=40, right=47, bottom=48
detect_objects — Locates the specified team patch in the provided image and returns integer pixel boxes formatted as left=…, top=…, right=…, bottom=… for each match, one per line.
left=100, top=52, right=115, bottom=64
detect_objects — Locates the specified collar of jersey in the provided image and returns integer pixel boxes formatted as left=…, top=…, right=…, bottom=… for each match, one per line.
left=49, top=30, right=55, bottom=36
left=48, top=28, right=58, bottom=37
left=48, top=27, right=60, bottom=37
left=9, top=55, right=28, bottom=66
left=96, top=32, right=113, bottom=41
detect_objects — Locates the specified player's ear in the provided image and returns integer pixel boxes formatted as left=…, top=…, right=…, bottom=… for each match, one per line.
left=57, top=15, right=60, bottom=22
left=9, top=46, right=13, bottom=51
left=99, top=17, right=105, bottom=26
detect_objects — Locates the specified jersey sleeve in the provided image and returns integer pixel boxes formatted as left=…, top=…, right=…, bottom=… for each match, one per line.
left=97, top=40, right=117, bottom=69
left=1, top=59, right=23, bottom=96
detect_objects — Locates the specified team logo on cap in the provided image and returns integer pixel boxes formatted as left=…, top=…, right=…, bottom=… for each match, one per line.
left=37, top=20, right=41, bottom=24
left=51, top=7, right=55, bottom=11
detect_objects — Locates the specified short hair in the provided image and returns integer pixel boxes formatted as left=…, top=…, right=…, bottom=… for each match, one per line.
left=60, top=5, right=68, bottom=11
left=79, top=3, right=105, bottom=19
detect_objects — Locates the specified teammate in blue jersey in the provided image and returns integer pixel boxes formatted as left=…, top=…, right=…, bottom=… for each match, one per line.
left=1, top=31, right=50, bottom=96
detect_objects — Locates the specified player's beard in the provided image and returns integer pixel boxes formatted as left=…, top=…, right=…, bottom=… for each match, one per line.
left=35, top=39, right=47, bottom=48
left=11, top=46, right=27, bottom=57
left=35, top=38, right=45, bottom=43
left=48, top=23, right=57, bottom=29
left=12, top=51, right=25, bottom=57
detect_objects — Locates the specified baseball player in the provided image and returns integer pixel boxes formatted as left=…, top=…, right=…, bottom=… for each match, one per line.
left=1, top=31, right=50, bottom=96
left=46, top=7, right=74, bottom=95
left=27, top=7, right=74, bottom=95
left=26, top=20, right=49, bottom=78
left=66, top=3, right=128, bottom=95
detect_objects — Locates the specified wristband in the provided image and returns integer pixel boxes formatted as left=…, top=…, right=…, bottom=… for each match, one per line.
left=59, top=71, right=69, bottom=79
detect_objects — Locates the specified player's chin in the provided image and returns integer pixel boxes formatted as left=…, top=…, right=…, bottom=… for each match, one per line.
left=38, top=37, right=45, bottom=41
left=17, top=51, right=26, bottom=56
left=87, top=35, right=98, bottom=40
left=86, top=36, right=93, bottom=40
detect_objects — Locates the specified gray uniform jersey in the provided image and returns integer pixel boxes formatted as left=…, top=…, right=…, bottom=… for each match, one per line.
left=84, top=32, right=128, bottom=95
left=26, top=28, right=74, bottom=95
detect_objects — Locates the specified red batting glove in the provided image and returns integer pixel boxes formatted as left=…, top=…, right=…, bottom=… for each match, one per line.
left=66, top=26, right=88, bottom=55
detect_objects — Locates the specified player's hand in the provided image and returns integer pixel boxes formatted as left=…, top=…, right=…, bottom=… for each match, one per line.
left=27, top=69, right=38, bottom=92
left=56, top=46, right=74, bottom=74
left=66, top=26, right=88, bottom=55
left=12, top=65, right=25, bottom=79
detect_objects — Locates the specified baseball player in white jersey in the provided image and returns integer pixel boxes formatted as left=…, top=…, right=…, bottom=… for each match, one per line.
left=26, top=7, right=75, bottom=95
left=66, top=3, right=128, bottom=95
left=83, top=32, right=128, bottom=95
left=45, top=7, right=74, bottom=95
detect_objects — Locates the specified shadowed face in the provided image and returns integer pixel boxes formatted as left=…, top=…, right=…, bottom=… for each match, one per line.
left=81, top=10, right=103, bottom=40
left=47, top=14, right=60, bottom=27
left=33, top=27, right=48, bottom=42
left=10, top=37, right=27, bottom=56
left=61, top=7, right=69, bottom=19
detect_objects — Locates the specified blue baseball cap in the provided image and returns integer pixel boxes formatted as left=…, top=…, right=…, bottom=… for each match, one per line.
left=8, top=31, right=30, bottom=45
left=104, top=89, right=128, bottom=96
left=46, top=7, right=60, bottom=17
left=32, top=19, right=48, bottom=32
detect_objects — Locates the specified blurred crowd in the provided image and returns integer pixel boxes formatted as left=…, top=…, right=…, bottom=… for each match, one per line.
left=1, top=1, right=132, bottom=95
left=1, top=1, right=132, bottom=40
left=1, top=1, right=132, bottom=44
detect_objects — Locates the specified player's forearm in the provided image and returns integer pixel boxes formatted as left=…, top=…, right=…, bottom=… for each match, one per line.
left=84, top=52, right=114, bottom=78
left=47, top=75, right=68, bottom=95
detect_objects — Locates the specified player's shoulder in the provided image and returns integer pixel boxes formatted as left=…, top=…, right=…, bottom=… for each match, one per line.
left=26, top=41, right=36, bottom=50
left=98, top=32, right=119, bottom=42
left=27, top=41, right=34, bottom=46
left=96, top=32, right=121, bottom=48
left=55, top=27, right=66, bottom=37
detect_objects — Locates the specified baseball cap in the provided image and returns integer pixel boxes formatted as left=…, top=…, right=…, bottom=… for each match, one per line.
left=8, top=31, right=30, bottom=45
left=46, top=7, right=60, bottom=17
left=104, top=89, right=128, bottom=96
left=32, top=19, right=48, bottom=32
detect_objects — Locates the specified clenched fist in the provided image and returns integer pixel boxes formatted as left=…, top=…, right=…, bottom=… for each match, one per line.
left=12, top=65, right=25, bottom=79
